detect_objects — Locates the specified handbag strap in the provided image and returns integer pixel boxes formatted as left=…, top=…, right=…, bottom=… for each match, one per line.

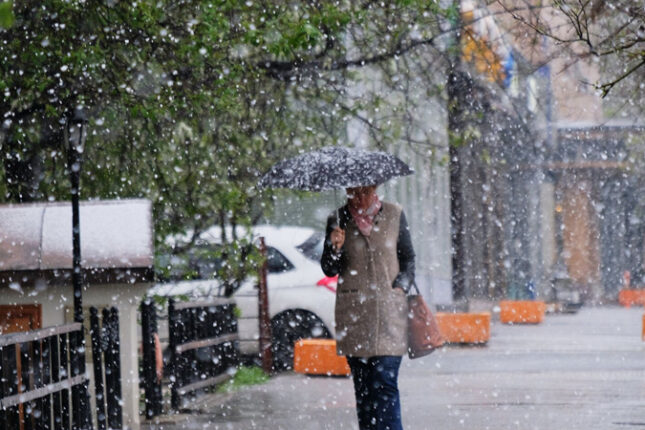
left=409, top=281, right=420, bottom=296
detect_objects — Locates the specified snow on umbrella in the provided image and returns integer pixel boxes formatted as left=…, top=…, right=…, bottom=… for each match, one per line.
left=258, top=146, right=414, bottom=191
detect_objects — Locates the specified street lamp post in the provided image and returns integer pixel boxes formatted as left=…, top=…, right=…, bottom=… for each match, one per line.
left=66, top=108, right=92, bottom=429
left=66, top=108, right=88, bottom=324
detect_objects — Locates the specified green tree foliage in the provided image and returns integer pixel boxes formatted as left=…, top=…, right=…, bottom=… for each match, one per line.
left=1, top=0, right=447, bottom=283
left=0, top=2, right=13, bottom=28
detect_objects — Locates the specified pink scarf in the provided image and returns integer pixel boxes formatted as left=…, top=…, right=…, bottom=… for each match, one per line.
left=348, top=195, right=382, bottom=236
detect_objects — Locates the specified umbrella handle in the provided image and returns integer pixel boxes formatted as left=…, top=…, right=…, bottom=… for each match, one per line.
left=334, top=189, right=343, bottom=230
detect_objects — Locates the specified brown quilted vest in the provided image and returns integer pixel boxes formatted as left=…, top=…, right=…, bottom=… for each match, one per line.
left=334, top=202, right=408, bottom=357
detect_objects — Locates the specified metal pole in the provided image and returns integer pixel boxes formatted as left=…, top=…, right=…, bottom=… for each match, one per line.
left=69, top=142, right=83, bottom=324
left=142, top=300, right=163, bottom=418
left=105, top=307, right=123, bottom=430
left=89, top=307, right=107, bottom=430
left=168, top=298, right=181, bottom=410
left=67, top=113, right=91, bottom=429
left=257, top=237, right=273, bottom=373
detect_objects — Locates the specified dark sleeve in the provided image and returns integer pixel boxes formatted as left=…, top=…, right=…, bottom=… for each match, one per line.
left=393, top=211, right=415, bottom=292
left=321, top=214, right=345, bottom=276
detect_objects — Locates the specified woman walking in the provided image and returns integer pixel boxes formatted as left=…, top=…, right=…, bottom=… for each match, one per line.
left=321, top=184, right=415, bottom=430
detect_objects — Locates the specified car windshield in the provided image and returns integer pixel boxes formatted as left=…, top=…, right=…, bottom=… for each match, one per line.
left=296, top=231, right=325, bottom=263
left=156, top=242, right=296, bottom=281
left=156, top=244, right=226, bottom=282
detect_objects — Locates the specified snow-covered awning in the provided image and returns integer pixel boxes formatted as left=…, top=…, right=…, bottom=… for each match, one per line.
left=0, top=199, right=154, bottom=284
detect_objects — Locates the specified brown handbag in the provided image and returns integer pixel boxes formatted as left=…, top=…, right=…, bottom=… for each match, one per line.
left=407, top=283, right=445, bottom=359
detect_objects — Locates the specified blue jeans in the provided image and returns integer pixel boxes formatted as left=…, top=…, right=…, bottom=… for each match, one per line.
left=347, top=356, right=403, bottom=430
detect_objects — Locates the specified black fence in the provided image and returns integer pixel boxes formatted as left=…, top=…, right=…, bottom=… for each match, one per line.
left=140, top=300, right=163, bottom=419
left=0, top=323, right=92, bottom=429
left=167, top=298, right=239, bottom=411
left=89, top=307, right=123, bottom=430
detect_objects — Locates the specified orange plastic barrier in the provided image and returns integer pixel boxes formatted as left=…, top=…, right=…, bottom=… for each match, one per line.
left=500, top=300, right=546, bottom=324
left=618, top=289, right=645, bottom=307
left=435, top=312, right=490, bottom=344
left=293, top=339, right=351, bottom=376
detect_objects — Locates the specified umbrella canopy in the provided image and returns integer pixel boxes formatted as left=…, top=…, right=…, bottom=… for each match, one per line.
left=258, top=146, right=414, bottom=191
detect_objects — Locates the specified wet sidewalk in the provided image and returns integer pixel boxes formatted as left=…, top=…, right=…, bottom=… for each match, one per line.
left=143, top=306, right=645, bottom=430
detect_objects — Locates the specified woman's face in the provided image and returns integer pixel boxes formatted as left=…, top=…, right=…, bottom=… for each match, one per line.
left=346, top=185, right=378, bottom=210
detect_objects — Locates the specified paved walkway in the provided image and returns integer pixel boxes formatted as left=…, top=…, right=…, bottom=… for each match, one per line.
left=143, top=306, right=645, bottom=429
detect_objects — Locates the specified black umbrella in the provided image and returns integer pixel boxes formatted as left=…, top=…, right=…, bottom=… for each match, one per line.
left=258, top=146, right=414, bottom=191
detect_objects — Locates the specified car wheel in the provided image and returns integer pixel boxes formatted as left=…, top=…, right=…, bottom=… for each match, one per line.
left=270, top=309, right=331, bottom=371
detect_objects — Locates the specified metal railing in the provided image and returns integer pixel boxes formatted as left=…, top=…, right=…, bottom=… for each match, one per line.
left=89, top=307, right=123, bottom=430
left=167, top=298, right=239, bottom=410
left=0, top=323, right=92, bottom=429
left=140, top=300, right=163, bottom=419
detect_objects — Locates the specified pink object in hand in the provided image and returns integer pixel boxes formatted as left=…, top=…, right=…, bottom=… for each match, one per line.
left=317, top=275, right=338, bottom=292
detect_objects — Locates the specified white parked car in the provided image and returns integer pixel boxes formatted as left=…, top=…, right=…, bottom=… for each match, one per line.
left=148, top=225, right=337, bottom=370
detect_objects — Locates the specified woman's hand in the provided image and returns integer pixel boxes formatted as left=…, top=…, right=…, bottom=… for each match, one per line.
left=331, top=226, right=345, bottom=252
